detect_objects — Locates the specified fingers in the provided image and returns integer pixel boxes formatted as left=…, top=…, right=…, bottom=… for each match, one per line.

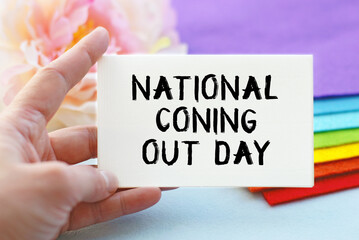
left=66, top=188, right=161, bottom=231
left=36, top=162, right=118, bottom=205
left=10, top=27, right=109, bottom=122
left=49, top=125, right=97, bottom=164
left=67, top=165, right=118, bottom=203
left=28, top=162, right=162, bottom=232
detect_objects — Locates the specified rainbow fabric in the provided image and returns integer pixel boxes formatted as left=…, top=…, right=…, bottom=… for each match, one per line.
left=172, top=0, right=359, bottom=205
left=250, top=96, right=359, bottom=205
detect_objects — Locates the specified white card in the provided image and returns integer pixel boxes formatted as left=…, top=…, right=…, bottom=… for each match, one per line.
left=98, top=55, right=313, bottom=187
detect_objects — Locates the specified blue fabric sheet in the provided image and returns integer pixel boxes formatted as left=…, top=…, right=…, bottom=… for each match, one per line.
left=314, top=111, right=359, bottom=132
left=314, top=95, right=359, bottom=116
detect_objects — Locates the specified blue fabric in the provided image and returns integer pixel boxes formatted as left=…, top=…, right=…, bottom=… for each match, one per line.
left=314, top=95, right=359, bottom=116
left=314, top=111, right=359, bottom=132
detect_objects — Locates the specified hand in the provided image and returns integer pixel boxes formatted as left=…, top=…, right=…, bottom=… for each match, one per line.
left=0, top=27, right=161, bottom=240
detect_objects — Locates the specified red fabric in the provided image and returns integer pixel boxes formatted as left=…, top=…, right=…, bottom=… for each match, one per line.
left=249, top=157, right=359, bottom=193
left=262, top=171, right=359, bottom=206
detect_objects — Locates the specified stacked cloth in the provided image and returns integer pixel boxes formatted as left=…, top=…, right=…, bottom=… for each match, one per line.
left=173, top=0, right=359, bottom=205
left=232, top=1, right=359, bottom=206
left=249, top=96, right=359, bottom=205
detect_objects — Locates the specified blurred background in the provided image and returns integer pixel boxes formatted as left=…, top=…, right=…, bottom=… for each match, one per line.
left=0, top=0, right=359, bottom=239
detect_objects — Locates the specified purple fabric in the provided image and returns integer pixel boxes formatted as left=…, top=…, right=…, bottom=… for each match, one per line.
left=172, top=0, right=359, bottom=98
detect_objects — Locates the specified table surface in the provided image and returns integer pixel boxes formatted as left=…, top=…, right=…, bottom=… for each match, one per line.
left=59, top=187, right=359, bottom=240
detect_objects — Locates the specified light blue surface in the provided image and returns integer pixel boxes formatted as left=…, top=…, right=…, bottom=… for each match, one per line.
left=59, top=187, right=359, bottom=240
left=60, top=93, right=359, bottom=240
left=314, top=111, right=359, bottom=132
left=314, top=95, right=359, bottom=115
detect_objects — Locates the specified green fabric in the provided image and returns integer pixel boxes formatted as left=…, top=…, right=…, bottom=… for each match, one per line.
left=314, top=128, right=359, bottom=149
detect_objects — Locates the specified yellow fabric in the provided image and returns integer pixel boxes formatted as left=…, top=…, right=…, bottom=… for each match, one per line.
left=314, top=142, right=359, bottom=163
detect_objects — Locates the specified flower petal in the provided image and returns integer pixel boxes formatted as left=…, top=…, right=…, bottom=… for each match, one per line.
left=20, top=41, right=42, bottom=68
left=49, top=16, right=73, bottom=49
left=67, top=6, right=90, bottom=32
left=0, top=64, right=34, bottom=86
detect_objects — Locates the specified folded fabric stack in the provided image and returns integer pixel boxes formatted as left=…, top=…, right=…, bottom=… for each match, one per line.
left=249, top=96, right=359, bottom=205
left=174, top=0, right=359, bottom=205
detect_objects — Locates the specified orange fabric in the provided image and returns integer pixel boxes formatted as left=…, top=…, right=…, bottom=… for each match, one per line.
left=315, top=156, right=359, bottom=177
left=249, top=187, right=269, bottom=193
left=249, top=157, right=359, bottom=193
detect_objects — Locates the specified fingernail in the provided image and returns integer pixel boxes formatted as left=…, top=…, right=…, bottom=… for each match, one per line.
left=100, top=170, right=119, bottom=193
